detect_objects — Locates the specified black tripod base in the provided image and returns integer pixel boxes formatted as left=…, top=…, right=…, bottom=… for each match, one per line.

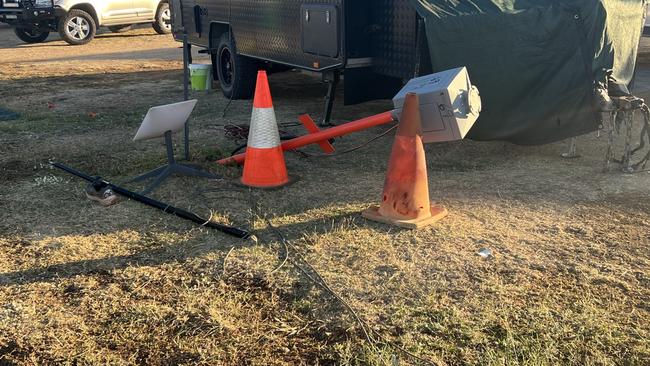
left=130, top=163, right=220, bottom=195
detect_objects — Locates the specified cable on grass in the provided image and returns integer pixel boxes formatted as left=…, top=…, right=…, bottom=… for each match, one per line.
left=299, top=125, right=397, bottom=158
left=222, top=246, right=235, bottom=276
left=247, top=190, right=438, bottom=365
left=189, top=142, right=436, bottom=362
left=190, top=185, right=289, bottom=276
left=221, top=110, right=395, bottom=159
left=268, top=228, right=289, bottom=276
left=200, top=210, right=215, bottom=226
left=231, top=143, right=248, bottom=157
left=227, top=124, right=396, bottom=158
left=222, top=95, right=235, bottom=118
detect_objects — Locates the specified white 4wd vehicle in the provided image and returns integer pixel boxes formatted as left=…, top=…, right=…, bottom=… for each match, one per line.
left=0, top=0, right=171, bottom=45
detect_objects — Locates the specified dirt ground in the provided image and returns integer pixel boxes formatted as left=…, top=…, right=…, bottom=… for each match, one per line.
left=0, top=26, right=649, bottom=365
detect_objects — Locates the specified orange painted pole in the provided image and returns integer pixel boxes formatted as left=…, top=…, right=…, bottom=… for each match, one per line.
left=217, top=110, right=396, bottom=165
left=298, top=114, right=335, bottom=154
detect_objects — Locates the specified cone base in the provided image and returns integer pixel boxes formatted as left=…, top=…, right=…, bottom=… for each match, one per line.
left=362, top=204, right=448, bottom=229
left=241, top=145, right=290, bottom=188
left=241, top=176, right=291, bottom=189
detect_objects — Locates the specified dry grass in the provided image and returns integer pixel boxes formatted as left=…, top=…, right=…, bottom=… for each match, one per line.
left=1, top=28, right=649, bottom=365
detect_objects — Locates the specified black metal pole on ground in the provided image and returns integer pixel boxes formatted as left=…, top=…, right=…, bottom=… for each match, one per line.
left=182, top=32, right=191, bottom=160
left=51, top=162, right=252, bottom=239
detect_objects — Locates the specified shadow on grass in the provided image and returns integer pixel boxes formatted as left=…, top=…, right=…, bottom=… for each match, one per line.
left=2, top=47, right=179, bottom=63
left=0, top=233, right=252, bottom=287
left=0, top=210, right=374, bottom=287
left=0, top=25, right=166, bottom=49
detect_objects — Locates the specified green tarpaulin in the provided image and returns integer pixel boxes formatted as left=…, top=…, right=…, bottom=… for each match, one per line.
left=410, top=0, right=646, bottom=144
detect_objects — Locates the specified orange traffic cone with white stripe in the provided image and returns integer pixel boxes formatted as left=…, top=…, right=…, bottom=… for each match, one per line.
left=362, top=92, right=448, bottom=229
left=241, top=71, right=290, bottom=188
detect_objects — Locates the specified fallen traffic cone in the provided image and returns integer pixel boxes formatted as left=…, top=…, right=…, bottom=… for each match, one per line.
left=362, top=92, right=448, bottom=229
left=241, top=71, right=290, bottom=188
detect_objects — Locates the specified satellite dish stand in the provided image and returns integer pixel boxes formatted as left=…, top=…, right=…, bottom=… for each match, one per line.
left=130, top=99, right=219, bottom=194
left=131, top=130, right=218, bottom=194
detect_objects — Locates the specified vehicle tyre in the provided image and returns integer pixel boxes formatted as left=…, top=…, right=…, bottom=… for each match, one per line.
left=152, top=2, right=172, bottom=34
left=108, top=24, right=133, bottom=33
left=214, top=33, right=257, bottom=99
left=13, top=28, right=50, bottom=43
left=58, top=9, right=96, bottom=45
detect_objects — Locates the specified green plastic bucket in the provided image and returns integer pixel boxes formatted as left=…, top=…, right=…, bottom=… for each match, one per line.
left=189, top=64, right=212, bottom=91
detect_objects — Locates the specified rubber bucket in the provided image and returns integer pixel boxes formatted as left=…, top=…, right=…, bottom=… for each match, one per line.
left=189, top=64, right=212, bottom=91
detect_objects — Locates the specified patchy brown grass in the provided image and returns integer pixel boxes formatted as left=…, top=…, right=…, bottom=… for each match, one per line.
left=0, top=27, right=649, bottom=365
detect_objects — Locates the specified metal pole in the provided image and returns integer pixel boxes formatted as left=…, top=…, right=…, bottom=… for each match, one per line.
left=604, top=111, right=616, bottom=172
left=218, top=111, right=396, bottom=165
left=623, top=110, right=635, bottom=173
left=182, top=32, right=191, bottom=160
left=320, top=71, right=340, bottom=127
left=50, top=162, right=252, bottom=239
left=165, top=130, right=176, bottom=165
left=561, top=137, right=579, bottom=159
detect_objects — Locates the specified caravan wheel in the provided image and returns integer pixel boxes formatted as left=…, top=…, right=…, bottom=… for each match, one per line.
left=214, top=33, right=257, bottom=99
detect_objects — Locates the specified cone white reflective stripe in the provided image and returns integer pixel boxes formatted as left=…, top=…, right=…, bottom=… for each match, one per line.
left=248, top=107, right=281, bottom=149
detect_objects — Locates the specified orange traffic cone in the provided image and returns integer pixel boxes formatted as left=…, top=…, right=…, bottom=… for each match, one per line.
left=241, top=71, right=290, bottom=188
left=362, top=92, right=448, bottom=229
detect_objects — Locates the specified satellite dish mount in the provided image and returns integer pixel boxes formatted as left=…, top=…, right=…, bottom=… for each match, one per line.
left=130, top=100, right=219, bottom=194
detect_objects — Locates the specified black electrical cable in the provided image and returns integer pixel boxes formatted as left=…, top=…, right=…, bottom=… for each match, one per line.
left=134, top=158, right=437, bottom=363
left=230, top=143, right=247, bottom=156
left=228, top=125, right=396, bottom=158
left=247, top=190, right=438, bottom=365
left=302, top=125, right=398, bottom=158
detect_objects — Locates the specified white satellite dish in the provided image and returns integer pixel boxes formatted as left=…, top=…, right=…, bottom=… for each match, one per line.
left=393, top=67, right=482, bottom=143
left=134, top=99, right=198, bottom=141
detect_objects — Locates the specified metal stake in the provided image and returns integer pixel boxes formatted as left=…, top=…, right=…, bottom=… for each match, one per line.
left=561, top=137, right=579, bottom=159
left=623, top=110, right=635, bottom=173
left=182, top=32, right=191, bottom=160
left=320, top=71, right=340, bottom=127
left=604, top=111, right=617, bottom=172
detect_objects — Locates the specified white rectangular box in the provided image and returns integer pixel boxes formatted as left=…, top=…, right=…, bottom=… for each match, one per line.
left=393, top=67, right=481, bottom=143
